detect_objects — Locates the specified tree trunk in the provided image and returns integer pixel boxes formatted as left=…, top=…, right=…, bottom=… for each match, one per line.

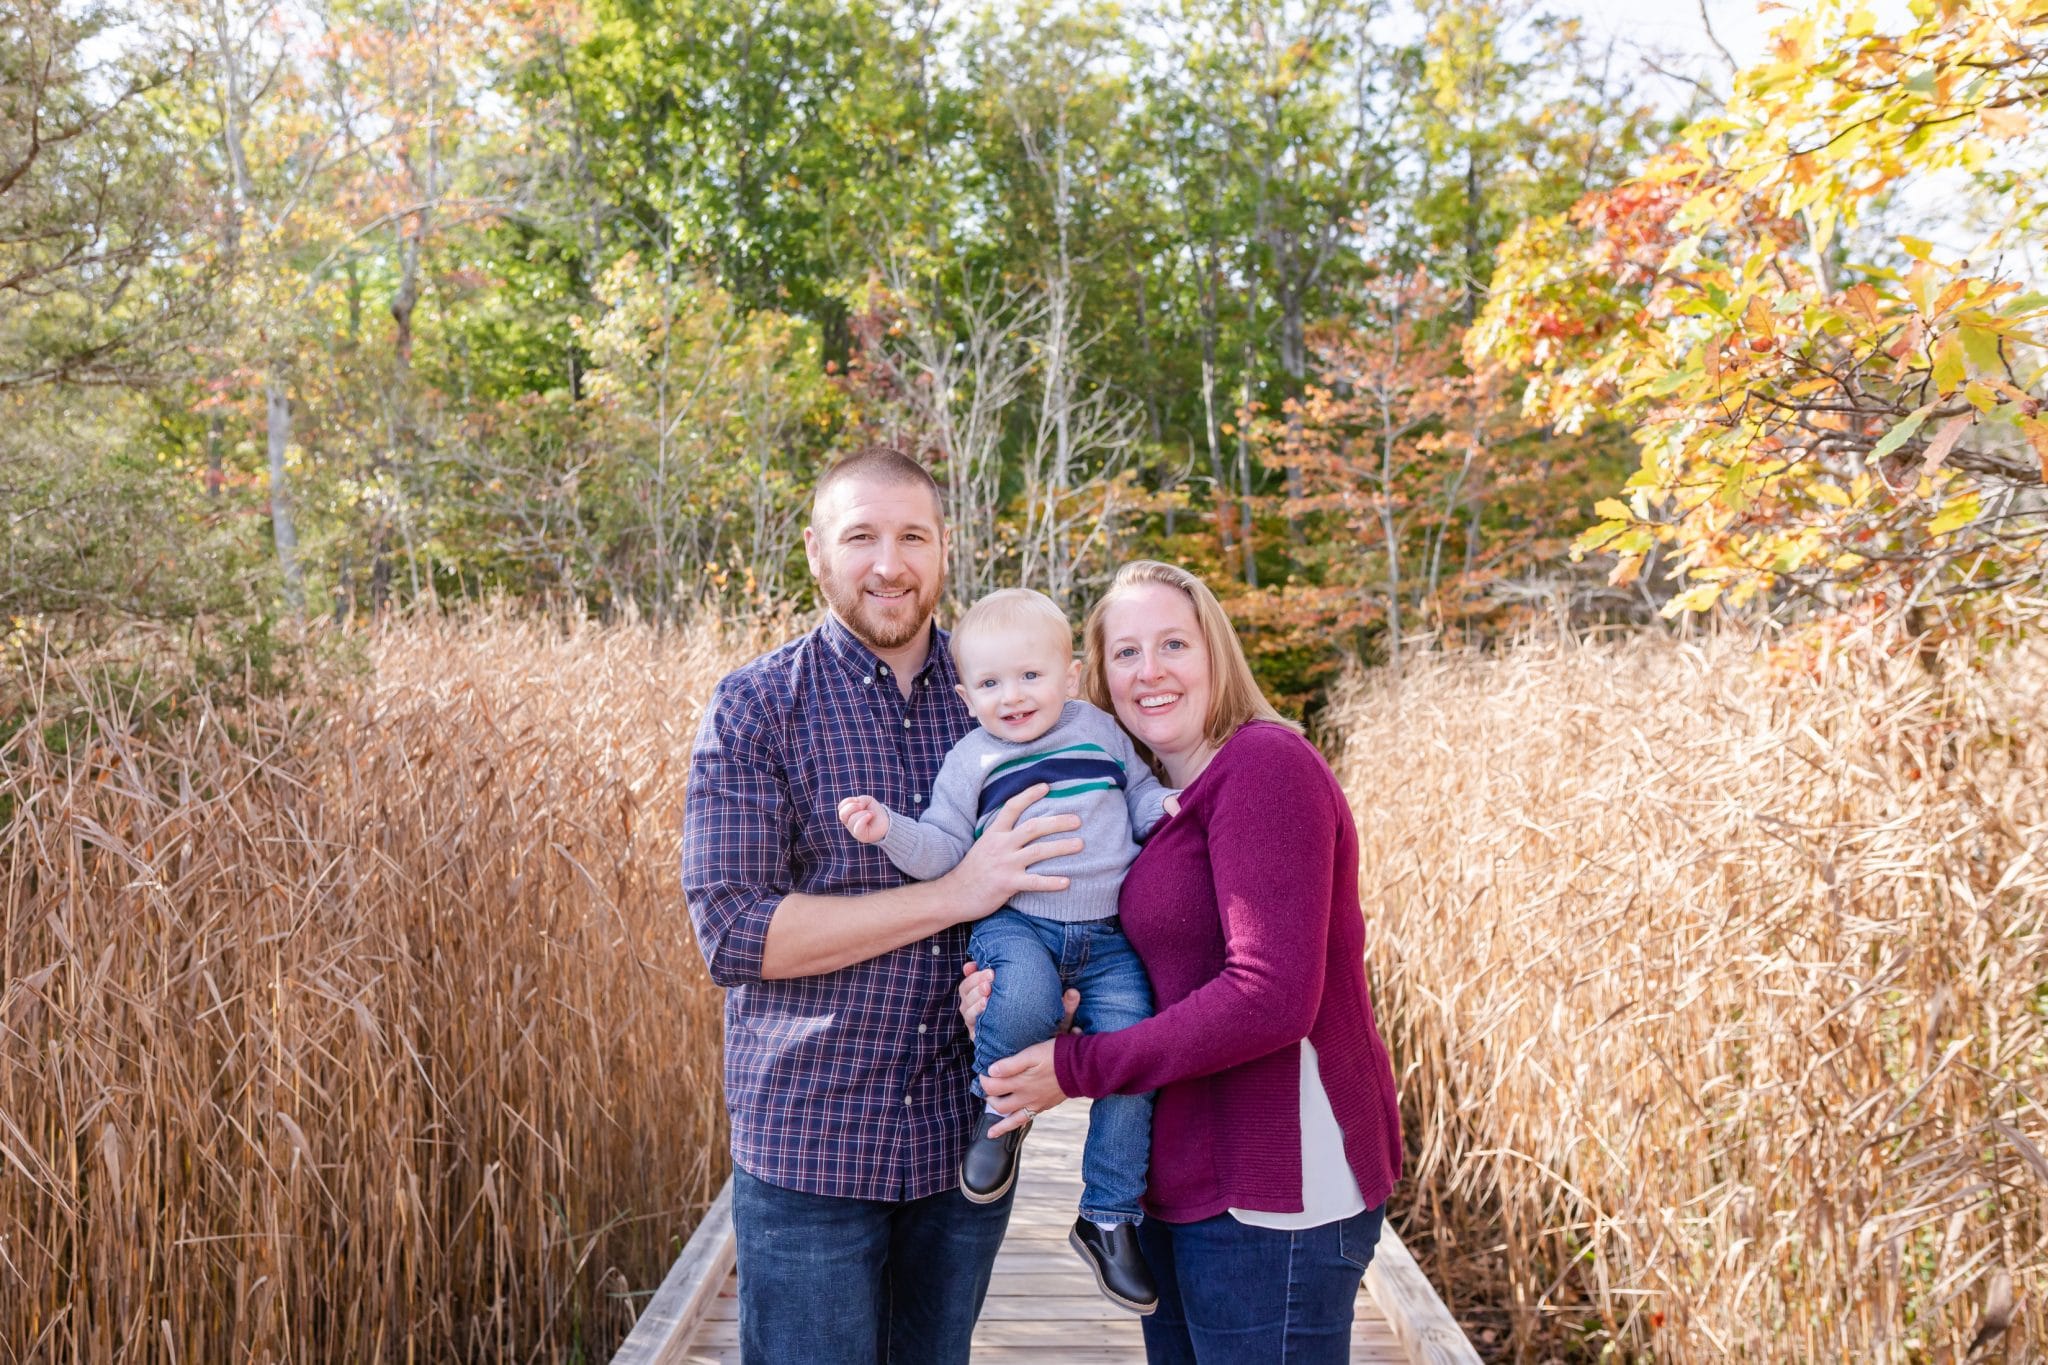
left=1277, top=275, right=1307, bottom=546
left=1235, top=351, right=1259, bottom=589
left=1196, top=257, right=1235, bottom=571
left=265, top=365, right=303, bottom=613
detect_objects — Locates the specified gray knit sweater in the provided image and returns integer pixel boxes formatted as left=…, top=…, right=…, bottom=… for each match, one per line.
left=875, top=700, right=1174, bottom=923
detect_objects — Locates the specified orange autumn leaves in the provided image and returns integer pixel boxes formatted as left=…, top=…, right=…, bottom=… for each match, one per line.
left=1472, top=0, right=2048, bottom=626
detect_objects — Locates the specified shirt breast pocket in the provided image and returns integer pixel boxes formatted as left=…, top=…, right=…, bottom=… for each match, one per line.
left=790, top=746, right=908, bottom=876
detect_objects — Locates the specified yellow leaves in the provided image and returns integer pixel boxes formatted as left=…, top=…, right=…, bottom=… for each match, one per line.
left=1931, top=333, right=1968, bottom=393
left=1905, top=260, right=1940, bottom=314
left=1958, top=322, right=2004, bottom=374
left=1979, top=105, right=2031, bottom=140
left=1743, top=294, right=1776, bottom=344
left=1926, top=491, right=1982, bottom=536
left=1661, top=582, right=1723, bottom=617
left=1470, top=0, right=2048, bottom=622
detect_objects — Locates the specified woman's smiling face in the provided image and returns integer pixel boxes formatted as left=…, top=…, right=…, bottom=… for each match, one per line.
left=1099, top=582, right=1212, bottom=779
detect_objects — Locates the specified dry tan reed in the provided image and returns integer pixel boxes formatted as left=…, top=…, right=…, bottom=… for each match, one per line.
left=1329, top=636, right=2048, bottom=1362
left=2, top=611, right=755, bottom=1363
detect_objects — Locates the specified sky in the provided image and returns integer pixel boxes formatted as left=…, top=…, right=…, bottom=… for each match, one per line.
left=1561, top=0, right=1788, bottom=81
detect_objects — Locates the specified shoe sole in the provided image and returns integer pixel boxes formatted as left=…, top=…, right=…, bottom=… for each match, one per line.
left=1067, top=1226, right=1159, bottom=1316
left=959, top=1122, right=1029, bottom=1205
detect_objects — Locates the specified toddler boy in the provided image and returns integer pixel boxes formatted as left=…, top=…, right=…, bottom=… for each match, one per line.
left=838, top=587, right=1172, bottom=1314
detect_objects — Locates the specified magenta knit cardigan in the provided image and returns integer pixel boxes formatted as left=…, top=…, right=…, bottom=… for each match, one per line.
left=1052, top=721, right=1404, bottom=1223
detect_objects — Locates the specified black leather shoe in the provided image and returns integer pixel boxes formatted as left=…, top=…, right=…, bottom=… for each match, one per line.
left=959, top=1110, right=1028, bottom=1204
left=1068, top=1217, right=1158, bottom=1314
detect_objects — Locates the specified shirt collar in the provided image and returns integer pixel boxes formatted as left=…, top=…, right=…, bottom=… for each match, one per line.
left=817, top=612, right=953, bottom=690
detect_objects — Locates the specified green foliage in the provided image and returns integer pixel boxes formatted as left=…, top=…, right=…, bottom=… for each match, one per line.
left=7, top=0, right=1705, bottom=709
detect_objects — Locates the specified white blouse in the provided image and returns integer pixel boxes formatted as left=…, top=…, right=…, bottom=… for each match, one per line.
left=1227, top=1039, right=1367, bottom=1230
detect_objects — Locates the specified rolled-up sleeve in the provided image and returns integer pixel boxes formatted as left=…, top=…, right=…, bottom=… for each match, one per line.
left=681, top=675, right=789, bottom=987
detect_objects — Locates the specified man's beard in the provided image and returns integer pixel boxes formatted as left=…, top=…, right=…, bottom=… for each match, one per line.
left=820, top=572, right=938, bottom=652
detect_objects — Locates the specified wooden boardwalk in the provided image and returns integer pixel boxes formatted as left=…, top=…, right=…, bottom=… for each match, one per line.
left=616, top=1100, right=1478, bottom=1364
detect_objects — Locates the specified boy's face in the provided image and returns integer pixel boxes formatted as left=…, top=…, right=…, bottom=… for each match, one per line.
left=954, top=624, right=1081, bottom=744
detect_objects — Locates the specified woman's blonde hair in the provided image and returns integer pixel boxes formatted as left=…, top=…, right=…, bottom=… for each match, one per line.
left=1081, top=561, right=1298, bottom=766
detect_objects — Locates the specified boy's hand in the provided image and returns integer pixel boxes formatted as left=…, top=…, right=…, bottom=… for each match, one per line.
left=838, top=795, right=889, bottom=844
left=1162, top=793, right=1181, bottom=818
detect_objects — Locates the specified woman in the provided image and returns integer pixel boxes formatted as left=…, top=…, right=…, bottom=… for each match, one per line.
left=968, top=560, right=1404, bottom=1363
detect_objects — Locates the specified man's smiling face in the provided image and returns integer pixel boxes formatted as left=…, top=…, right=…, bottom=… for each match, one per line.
left=803, top=473, right=948, bottom=653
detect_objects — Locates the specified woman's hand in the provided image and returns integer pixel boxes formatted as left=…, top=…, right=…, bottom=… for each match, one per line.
left=957, top=960, right=1079, bottom=1043
left=982, top=1040, right=1067, bottom=1136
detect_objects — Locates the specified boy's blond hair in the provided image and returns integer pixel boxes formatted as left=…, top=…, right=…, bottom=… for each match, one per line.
left=949, top=588, right=1074, bottom=669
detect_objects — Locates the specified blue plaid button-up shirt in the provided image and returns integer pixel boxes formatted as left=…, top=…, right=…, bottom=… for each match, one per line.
left=681, top=613, right=981, bottom=1200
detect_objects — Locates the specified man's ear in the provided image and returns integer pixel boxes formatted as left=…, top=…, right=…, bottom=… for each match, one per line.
left=1064, top=658, right=1083, bottom=699
left=802, top=523, right=822, bottom=580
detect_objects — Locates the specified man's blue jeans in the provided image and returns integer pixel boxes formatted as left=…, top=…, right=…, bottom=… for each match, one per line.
left=730, top=1165, right=1013, bottom=1364
left=968, top=908, right=1155, bottom=1225
left=1136, top=1204, right=1387, bottom=1363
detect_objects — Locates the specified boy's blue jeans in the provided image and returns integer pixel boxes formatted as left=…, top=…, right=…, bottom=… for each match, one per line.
left=968, top=908, right=1155, bottom=1225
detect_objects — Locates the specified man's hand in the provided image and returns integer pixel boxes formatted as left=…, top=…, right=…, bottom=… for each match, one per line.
left=938, top=783, right=1083, bottom=921
left=838, top=794, right=889, bottom=844
left=958, top=959, right=1078, bottom=1042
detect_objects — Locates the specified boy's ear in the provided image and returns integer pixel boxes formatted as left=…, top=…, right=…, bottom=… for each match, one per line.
left=954, top=682, right=970, bottom=706
left=1064, top=658, right=1083, bottom=698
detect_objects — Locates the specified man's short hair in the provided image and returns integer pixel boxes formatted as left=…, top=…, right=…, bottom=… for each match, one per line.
left=949, top=588, right=1074, bottom=669
left=811, top=442, right=944, bottom=528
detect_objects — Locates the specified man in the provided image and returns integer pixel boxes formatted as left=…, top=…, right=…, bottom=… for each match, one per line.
left=681, top=444, right=1083, bottom=1363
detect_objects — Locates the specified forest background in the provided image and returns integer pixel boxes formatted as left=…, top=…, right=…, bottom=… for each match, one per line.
left=19, top=0, right=2041, bottom=701
left=5, top=0, right=2047, bottom=1361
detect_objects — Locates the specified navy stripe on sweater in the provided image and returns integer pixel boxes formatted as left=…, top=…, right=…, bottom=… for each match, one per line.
left=977, top=755, right=1129, bottom=822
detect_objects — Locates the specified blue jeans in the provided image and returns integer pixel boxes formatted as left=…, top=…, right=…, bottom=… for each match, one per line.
left=968, top=908, right=1155, bottom=1225
left=1137, top=1205, right=1387, bottom=1363
left=730, top=1165, right=1013, bottom=1364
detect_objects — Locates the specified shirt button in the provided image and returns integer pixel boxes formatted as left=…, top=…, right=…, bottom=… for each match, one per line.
left=913, top=794, right=924, bottom=804
left=918, top=1023, right=928, bottom=1034
left=862, top=676, right=873, bottom=686
left=901, top=717, right=911, bottom=728
left=930, top=944, right=941, bottom=955
left=880, top=665, right=891, bottom=676
left=903, top=1094, right=913, bottom=1105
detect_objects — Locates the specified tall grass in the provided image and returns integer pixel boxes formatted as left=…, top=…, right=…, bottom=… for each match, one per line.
left=1330, top=637, right=2047, bottom=1361
left=10, top=613, right=2043, bottom=1362
left=1, top=613, right=751, bottom=1362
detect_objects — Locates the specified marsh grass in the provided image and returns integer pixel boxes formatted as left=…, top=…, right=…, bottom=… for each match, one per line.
left=9, top=614, right=2043, bottom=1362
left=2, top=611, right=754, bottom=1362
left=1330, top=637, right=2048, bottom=1361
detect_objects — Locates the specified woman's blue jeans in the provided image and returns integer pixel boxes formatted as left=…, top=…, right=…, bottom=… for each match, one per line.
left=968, top=908, right=1155, bottom=1225
left=1137, top=1205, right=1387, bottom=1363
